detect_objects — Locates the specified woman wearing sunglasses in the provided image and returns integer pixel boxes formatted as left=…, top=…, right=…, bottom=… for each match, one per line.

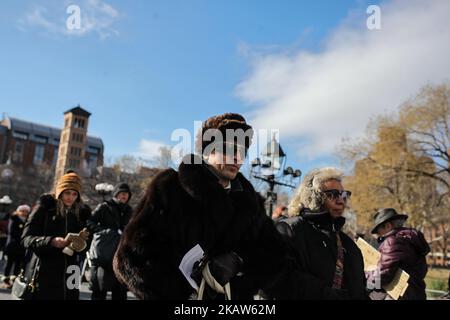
left=275, top=167, right=367, bottom=300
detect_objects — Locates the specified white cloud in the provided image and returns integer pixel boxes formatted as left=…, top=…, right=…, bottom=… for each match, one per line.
left=237, top=0, right=450, bottom=159
left=18, top=0, right=120, bottom=39
left=134, top=139, right=167, bottom=161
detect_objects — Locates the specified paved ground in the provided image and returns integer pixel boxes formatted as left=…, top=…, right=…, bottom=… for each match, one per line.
left=0, top=257, right=136, bottom=300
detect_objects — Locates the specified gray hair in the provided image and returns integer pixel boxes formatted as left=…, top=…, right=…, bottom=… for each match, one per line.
left=287, top=167, right=344, bottom=217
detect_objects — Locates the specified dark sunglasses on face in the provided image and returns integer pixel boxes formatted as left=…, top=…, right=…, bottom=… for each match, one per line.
left=217, top=142, right=248, bottom=159
left=323, top=189, right=352, bottom=201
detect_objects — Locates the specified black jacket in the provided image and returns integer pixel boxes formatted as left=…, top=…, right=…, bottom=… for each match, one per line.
left=87, top=199, right=132, bottom=234
left=21, top=194, right=91, bottom=300
left=113, top=155, right=291, bottom=300
left=5, top=215, right=27, bottom=256
left=86, top=198, right=132, bottom=291
left=276, top=210, right=367, bottom=299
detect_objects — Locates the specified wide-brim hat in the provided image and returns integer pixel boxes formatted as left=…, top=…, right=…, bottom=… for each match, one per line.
left=371, top=208, right=408, bottom=234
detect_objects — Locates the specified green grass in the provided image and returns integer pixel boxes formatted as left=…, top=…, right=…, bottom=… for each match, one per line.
left=425, top=267, right=449, bottom=299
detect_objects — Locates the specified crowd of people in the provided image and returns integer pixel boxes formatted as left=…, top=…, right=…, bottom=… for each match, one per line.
left=0, top=174, right=133, bottom=300
left=0, top=112, right=446, bottom=301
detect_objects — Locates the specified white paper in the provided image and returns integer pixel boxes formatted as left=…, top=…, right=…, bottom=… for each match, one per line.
left=179, top=244, right=204, bottom=290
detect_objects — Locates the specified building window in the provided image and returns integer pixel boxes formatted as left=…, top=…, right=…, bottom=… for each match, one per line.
left=12, top=141, right=24, bottom=163
left=70, top=147, right=82, bottom=157
left=88, top=146, right=100, bottom=155
left=88, top=154, right=98, bottom=169
left=74, top=118, right=85, bottom=129
left=52, top=146, right=59, bottom=165
left=65, top=119, right=69, bottom=127
left=69, top=158, right=80, bottom=169
left=12, top=131, right=28, bottom=140
left=34, top=135, right=48, bottom=144
left=72, top=133, right=84, bottom=143
left=33, top=144, right=45, bottom=164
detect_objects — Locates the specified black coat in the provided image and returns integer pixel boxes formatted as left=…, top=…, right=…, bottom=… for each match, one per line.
left=21, top=194, right=91, bottom=300
left=86, top=199, right=132, bottom=292
left=87, top=199, right=132, bottom=234
left=276, top=210, right=367, bottom=299
left=113, top=155, right=291, bottom=300
left=5, top=215, right=27, bottom=256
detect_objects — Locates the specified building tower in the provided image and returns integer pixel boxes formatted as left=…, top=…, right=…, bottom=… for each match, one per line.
left=54, top=105, right=91, bottom=182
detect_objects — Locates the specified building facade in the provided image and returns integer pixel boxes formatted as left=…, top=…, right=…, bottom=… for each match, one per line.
left=0, top=107, right=103, bottom=172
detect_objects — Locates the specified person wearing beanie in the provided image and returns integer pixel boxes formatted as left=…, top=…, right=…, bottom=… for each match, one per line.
left=21, top=172, right=91, bottom=300
left=86, top=182, right=132, bottom=300
left=3, top=205, right=31, bottom=288
left=275, top=167, right=367, bottom=299
left=113, top=113, right=292, bottom=300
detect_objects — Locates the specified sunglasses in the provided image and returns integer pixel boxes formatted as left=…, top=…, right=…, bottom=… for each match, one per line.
left=323, top=189, right=352, bottom=201
left=214, top=141, right=248, bottom=159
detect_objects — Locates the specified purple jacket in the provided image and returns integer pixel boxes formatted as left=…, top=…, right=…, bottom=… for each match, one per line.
left=368, top=227, right=430, bottom=300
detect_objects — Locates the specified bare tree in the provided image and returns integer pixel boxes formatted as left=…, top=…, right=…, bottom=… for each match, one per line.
left=339, top=83, right=449, bottom=265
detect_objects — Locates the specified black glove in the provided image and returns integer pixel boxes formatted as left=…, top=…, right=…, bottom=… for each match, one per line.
left=208, top=252, right=243, bottom=287
left=191, top=257, right=207, bottom=287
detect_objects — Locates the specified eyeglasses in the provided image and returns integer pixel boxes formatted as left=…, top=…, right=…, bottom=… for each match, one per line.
left=323, top=189, right=352, bottom=201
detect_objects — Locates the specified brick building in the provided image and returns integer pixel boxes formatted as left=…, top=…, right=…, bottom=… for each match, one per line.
left=0, top=108, right=103, bottom=171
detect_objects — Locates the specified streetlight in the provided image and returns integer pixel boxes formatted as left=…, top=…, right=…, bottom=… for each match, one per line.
left=0, top=194, right=13, bottom=217
left=0, top=195, right=12, bottom=205
left=95, top=183, right=114, bottom=202
left=251, top=135, right=302, bottom=216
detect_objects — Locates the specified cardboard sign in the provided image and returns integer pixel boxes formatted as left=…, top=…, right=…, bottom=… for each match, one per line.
left=356, top=237, right=409, bottom=300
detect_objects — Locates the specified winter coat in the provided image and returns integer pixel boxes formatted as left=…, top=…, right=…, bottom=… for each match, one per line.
left=367, top=227, right=430, bottom=300
left=87, top=199, right=132, bottom=235
left=113, top=154, right=291, bottom=300
left=5, top=215, right=27, bottom=256
left=276, top=210, right=367, bottom=300
left=21, top=194, right=91, bottom=300
left=86, top=199, right=132, bottom=292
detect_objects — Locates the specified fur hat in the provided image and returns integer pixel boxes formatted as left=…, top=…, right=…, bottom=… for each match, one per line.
left=288, top=167, right=343, bottom=217
left=195, top=113, right=254, bottom=154
left=55, top=172, right=81, bottom=199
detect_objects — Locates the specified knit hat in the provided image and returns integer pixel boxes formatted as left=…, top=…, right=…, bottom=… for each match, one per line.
left=113, top=182, right=132, bottom=201
left=55, top=172, right=82, bottom=199
left=195, top=113, right=254, bottom=154
left=16, top=204, right=31, bottom=213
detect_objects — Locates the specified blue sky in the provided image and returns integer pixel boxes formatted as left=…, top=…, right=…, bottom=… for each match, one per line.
left=1, top=0, right=449, bottom=178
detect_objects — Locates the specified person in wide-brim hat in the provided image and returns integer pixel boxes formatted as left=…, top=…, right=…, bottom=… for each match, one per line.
left=371, top=208, right=408, bottom=234
left=367, top=207, right=430, bottom=300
